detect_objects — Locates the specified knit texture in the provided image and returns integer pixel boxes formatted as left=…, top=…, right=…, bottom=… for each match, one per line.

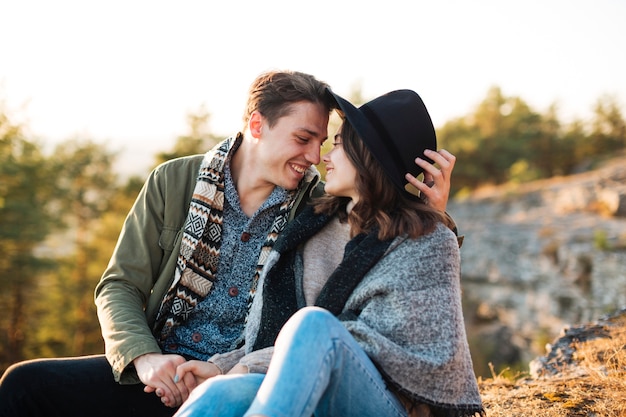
left=245, top=205, right=485, bottom=417
left=249, top=207, right=393, bottom=351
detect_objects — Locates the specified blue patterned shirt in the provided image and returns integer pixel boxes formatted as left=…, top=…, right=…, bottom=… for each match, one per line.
left=163, top=164, right=290, bottom=360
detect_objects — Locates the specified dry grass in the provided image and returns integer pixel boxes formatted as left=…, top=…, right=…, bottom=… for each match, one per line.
left=478, top=314, right=626, bottom=416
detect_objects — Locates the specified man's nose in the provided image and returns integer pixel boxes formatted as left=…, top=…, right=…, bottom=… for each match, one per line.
left=306, top=143, right=321, bottom=165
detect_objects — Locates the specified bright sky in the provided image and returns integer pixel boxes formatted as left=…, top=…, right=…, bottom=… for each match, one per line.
left=2, top=0, right=625, bottom=176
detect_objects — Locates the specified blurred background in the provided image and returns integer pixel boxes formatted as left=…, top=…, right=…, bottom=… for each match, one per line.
left=1, top=0, right=625, bottom=377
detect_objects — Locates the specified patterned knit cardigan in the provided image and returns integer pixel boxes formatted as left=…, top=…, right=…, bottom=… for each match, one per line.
left=245, top=206, right=485, bottom=417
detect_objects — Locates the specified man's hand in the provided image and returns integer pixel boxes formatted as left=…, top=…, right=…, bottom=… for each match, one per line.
left=134, top=353, right=188, bottom=408
left=406, top=149, right=456, bottom=212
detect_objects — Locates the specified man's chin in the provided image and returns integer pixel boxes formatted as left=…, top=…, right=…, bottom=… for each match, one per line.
left=281, top=174, right=304, bottom=190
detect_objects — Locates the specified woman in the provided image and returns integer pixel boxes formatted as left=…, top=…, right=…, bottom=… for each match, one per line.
left=173, top=89, right=484, bottom=417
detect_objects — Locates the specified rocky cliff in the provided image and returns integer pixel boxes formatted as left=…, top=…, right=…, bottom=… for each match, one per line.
left=449, top=157, right=626, bottom=376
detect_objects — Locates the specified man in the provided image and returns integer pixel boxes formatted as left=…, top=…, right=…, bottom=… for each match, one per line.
left=0, top=70, right=454, bottom=417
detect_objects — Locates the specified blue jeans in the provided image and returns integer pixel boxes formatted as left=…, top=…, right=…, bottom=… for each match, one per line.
left=175, top=307, right=407, bottom=417
left=0, top=355, right=174, bottom=417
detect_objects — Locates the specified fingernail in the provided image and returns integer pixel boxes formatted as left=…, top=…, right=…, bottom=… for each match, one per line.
left=173, top=374, right=179, bottom=383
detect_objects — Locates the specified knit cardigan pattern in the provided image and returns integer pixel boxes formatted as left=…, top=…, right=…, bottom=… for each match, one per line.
left=153, top=134, right=302, bottom=343
left=245, top=206, right=485, bottom=417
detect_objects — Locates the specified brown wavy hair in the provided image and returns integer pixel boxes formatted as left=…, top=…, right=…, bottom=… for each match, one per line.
left=313, top=121, right=453, bottom=241
left=242, top=70, right=334, bottom=131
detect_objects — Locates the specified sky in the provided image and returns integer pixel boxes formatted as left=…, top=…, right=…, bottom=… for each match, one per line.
left=2, top=0, right=625, bottom=176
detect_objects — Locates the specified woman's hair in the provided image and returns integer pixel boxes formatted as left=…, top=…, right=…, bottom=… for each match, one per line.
left=242, top=70, right=333, bottom=131
left=313, top=121, right=453, bottom=241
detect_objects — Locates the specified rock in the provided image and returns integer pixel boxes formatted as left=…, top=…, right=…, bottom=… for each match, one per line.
left=450, top=157, right=626, bottom=375
left=528, top=308, right=626, bottom=378
left=597, top=186, right=626, bottom=217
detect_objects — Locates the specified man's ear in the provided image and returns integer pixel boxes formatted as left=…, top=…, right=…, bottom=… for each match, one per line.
left=249, top=111, right=263, bottom=139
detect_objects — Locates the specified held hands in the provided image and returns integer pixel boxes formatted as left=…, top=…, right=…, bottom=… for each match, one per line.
left=135, top=353, right=188, bottom=408
left=135, top=354, right=221, bottom=408
left=135, top=353, right=246, bottom=408
left=173, top=360, right=223, bottom=399
left=405, top=149, right=455, bottom=212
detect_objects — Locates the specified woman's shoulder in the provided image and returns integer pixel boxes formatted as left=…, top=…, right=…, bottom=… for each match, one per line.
left=392, top=222, right=459, bottom=253
left=426, top=221, right=459, bottom=243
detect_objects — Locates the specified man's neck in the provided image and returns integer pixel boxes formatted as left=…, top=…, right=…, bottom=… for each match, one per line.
left=230, top=140, right=275, bottom=217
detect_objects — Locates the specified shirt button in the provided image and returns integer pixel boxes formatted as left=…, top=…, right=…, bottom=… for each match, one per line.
left=228, top=286, right=239, bottom=297
left=167, top=343, right=178, bottom=350
left=241, top=232, right=251, bottom=242
left=191, top=332, right=203, bottom=343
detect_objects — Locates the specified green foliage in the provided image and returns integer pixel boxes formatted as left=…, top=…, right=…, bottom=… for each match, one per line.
left=0, top=115, right=129, bottom=368
left=0, top=108, right=58, bottom=370
left=593, top=229, right=610, bottom=251
left=438, top=87, right=626, bottom=195
left=154, top=105, right=221, bottom=166
left=37, top=140, right=120, bottom=356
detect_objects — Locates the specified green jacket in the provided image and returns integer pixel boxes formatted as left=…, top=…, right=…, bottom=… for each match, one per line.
left=94, top=153, right=321, bottom=384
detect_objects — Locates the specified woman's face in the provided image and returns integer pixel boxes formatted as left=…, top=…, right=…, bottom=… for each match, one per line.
left=323, top=132, right=359, bottom=207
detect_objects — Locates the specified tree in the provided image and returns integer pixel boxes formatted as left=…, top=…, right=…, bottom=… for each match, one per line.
left=0, top=108, right=57, bottom=370
left=590, top=95, right=626, bottom=156
left=38, top=139, right=119, bottom=355
left=154, top=105, right=220, bottom=165
left=533, top=105, right=562, bottom=177
left=437, top=86, right=534, bottom=191
left=26, top=172, right=145, bottom=360
left=435, top=86, right=626, bottom=194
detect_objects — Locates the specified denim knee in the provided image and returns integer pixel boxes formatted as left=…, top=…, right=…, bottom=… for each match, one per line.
left=290, top=307, right=336, bottom=332
left=190, top=374, right=258, bottom=402
left=177, top=374, right=264, bottom=417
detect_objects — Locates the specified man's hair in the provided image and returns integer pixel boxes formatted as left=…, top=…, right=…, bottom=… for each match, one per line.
left=242, top=70, right=333, bottom=131
left=314, top=121, right=452, bottom=240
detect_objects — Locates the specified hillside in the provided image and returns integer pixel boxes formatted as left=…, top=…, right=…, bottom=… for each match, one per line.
left=450, top=156, right=626, bottom=414
left=447, top=156, right=626, bottom=377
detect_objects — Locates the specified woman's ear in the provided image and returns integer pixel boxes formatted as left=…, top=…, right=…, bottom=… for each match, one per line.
left=249, top=111, right=263, bottom=139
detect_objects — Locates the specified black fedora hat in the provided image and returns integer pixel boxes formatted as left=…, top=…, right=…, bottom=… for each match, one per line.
left=327, top=88, right=437, bottom=200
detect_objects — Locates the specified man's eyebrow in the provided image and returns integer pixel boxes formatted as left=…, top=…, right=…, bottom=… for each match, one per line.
left=297, top=127, right=320, bottom=136
left=297, top=127, right=327, bottom=140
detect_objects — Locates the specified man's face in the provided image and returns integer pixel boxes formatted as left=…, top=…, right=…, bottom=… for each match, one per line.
left=257, top=101, right=329, bottom=190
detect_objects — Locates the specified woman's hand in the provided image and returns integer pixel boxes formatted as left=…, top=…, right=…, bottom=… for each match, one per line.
left=406, top=149, right=456, bottom=212
left=172, top=360, right=223, bottom=406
